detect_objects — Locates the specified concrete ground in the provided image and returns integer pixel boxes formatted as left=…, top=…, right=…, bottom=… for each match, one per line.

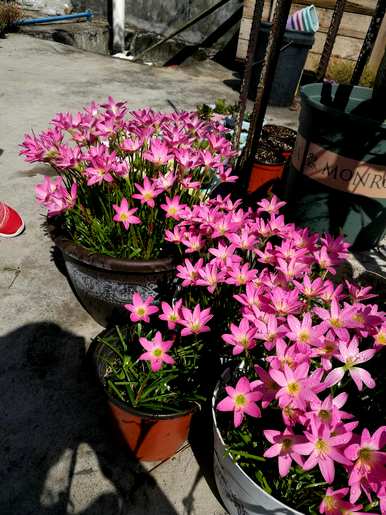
left=0, top=33, right=300, bottom=515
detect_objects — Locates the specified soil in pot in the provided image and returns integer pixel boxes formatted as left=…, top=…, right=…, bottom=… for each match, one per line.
left=94, top=334, right=195, bottom=462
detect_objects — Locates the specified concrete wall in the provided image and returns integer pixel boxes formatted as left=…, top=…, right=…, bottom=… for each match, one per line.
left=18, top=0, right=73, bottom=15
left=72, top=0, right=242, bottom=45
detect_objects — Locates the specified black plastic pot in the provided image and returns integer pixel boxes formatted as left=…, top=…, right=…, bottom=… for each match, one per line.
left=48, top=223, right=177, bottom=327
left=285, top=83, right=386, bottom=250
left=249, top=22, right=315, bottom=107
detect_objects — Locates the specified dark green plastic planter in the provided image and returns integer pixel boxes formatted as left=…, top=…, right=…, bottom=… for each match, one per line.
left=285, top=83, right=386, bottom=250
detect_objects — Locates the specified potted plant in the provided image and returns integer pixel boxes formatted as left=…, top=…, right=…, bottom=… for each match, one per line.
left=208, top=200, right=386, bottom=514
left=0, top=2, right=22, bottom=38
left=20, top=98, right=237, bottom=326
left=94, top=292, right=213, bottom=461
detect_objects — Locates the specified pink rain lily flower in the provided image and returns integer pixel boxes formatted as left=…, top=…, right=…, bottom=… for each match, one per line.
left=314, top=298, right=356, bottom=339
left=319, top=487, right=374, bottom=515
left=179, top=304, right=213, bottom=336
left=196, top=262, right=225, bottom=294
left=234, top=284, right=269, bottom=315
left=217, top=376, right=262, bottom=428
left=176, top=258, right=203, bottom=287
left=293, top=275, right=326, bottom=299
left=254, top=364, right=279, bottom=409
left=112, top=198, right=141, bottom=230
left=143, top=138, right=172, bottom=166
left=121, top=135, right=143, bottom=153
left=345, top=426, right=386, bottom=504
left=160, top=195, right=186, bottom=220
left=253, top=314, right=287, bottom=351
left=132, top=176, right=162, bottom=208
left=374, top=324, right=386, bottom=347
left=307, top=392, right=354, bottom=428
left=293, top=418, right=353, bottom=483
left=226, top=263, right=257, bottom=287
left=263, top=428, right=305, bottom=477
left=269, top=287, right=303, bottom=317
left=222, top=318, right=257, bottom=355
left=139, top=331, right=175, bottom=372
left=287, top=313, right=325, bottom=346
left=324, top=337, right=376, bottom=391
left=270, top=363, right=321, bottom=411
left=159, top=299, right=183, bottom=329
left=124, top=293, right=159, bottom=323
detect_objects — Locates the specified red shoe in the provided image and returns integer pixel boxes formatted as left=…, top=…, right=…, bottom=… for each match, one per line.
left=0, top=202, right=25, bottom=238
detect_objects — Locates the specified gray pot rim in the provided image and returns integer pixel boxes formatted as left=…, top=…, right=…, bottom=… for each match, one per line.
left=212, top=370, right=304, bottom=515
left=300, top=83, right=386, bottom=130
left=94, top=329, right=198, bottom=420
left=47, top=220, right=178, bottom=273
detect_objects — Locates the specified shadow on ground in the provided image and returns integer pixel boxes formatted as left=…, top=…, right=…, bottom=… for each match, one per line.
left=0, top=322, right=178, bottom=515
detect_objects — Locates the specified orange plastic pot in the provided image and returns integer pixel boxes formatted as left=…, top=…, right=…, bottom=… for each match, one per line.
left=247, top=161, right=286, bottom=194
left=108, top=400, right=193, bottom=461
left=94, top=334, right=194, bottom=462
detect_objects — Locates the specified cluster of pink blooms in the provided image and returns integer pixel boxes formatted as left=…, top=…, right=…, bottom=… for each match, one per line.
left=123, top=292, right=213, bottom=372
left=21, top=97, right=237, bottom=223
left=166, top=194, right=385, bottom=513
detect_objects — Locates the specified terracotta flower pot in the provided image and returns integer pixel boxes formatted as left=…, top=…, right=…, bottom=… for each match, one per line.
left=94, top=336, right=194, bottom=461
left=247, top=161, right=286, bottom=195
left=48, top=222, right=177, bottom=327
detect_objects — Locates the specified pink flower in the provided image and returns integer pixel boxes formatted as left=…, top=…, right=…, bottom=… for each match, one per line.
left=269, top=287, right=303, bottom=317
left=253, top=314, right=287, bottom=351
left=222, top=318, right=257, bottom=355
left=35, top=176, right=77, bottom=216
left=228, top=228, right=257, bottom=251
left=263, top=428, right=305, bottom=476
left=124, top=293, right=159, bottom=323
left=374, top=324, right=386, bottom=347
left=143, top=139, right=172, bottom=166
left=226, top=263, right=257, bottom=287
left=196, top=262, right=225, bottom=294
left=159, top=299, right=182, bottom=329
left=314, top=298, right=356, bottom=339
left=176, top=258, right=203, bottom=287
left=256, top=195, right=286, bottom=215
left=181, top=234, right=203, bottom=253
left=121, top=135, right=143, bottom=152
left=307, top=392, right=354, bottom=427
left=217, top=376, right=262, bottom=428
left=160, top=195, right=186, bottom=220
left=208, top=242, right=239, bottom=266
left=270, top=363, right=321, bottom=410
left=319, top=487, right=371, bottom=515
left=345, top=426, right=386, bottom=504
left=139, top=331, right=175, bottom=372
left=112, top=198, right=141, bottom=230
left=132, top=177, right=162, bottom=208
left=324, top=337, right=376, bottom=391
left=234, top=283, right=268, bottom=313
left=179, top=304, right=213, bottom=336
left=293, top=417, right=353, bottom=483
left=254, top=364, right=279, bottom=409
left=287, top=313, right=325, bottom=346
left=293, top=275, right=325, bottom=299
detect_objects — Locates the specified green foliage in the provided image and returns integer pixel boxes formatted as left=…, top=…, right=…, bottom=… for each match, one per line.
left=326, top=58, right=376, bottom=88
left=98, top=324, right=206, bottom=414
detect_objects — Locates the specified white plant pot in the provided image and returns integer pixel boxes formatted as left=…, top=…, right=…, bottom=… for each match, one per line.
left=212, top=372, right=304, bottom=515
